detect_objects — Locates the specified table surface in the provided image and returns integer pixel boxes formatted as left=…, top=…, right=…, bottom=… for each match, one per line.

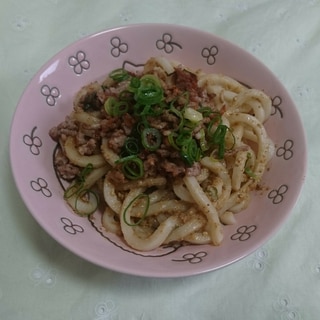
left=1, top=1, right=319, bottom=319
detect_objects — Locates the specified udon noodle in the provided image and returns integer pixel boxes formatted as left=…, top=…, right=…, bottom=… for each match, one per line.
left=49, top=57, right=274, bottom=251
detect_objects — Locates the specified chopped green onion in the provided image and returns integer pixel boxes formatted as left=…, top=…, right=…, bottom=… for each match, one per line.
left=140, top=74, right=162, bottom=87
left=198, top=128, right=209, bottom=151
left=206, top=185, right=218, bottom=201
left=211, top=124, right=228, bottom=144
left=244, top=167, right=257, bottom=179
left=141, top=128, right=162, bottom=151
left=175, top=129, right=192, bottom=147
left=244, top=152, right=257, bottom=179
left=180, top=139, right=202, bottom=166
left=207, top=113, right=223, bottom=135
left=64, top=163, right=93, bottom=198
left=104, top=97, right=129, bottom=116
left=116, top=155, right=144, bottom=180
left=209, top=124, right=228, bottom=159
left=63, top=164, right=99, bottom=216
left=184, top=107, right=203, bottom=123
left=168, top=106, right=184, bottom=132
left=123, top=193, right=150, bottom=226
left=64, top=183, right=83, bottom=199
left=135, top=86, right=163, bottom=105
left=198, top=106, right=213, bottom=117
left=118, top=90, right=134, bottom=102
left=123, top=137, right=140, bottom=155
left=109, top=68, right=130, bottom=82
left=74, top=189, right=99, bottom=216
left=134, top=74, right=164, bottom=105
left=129, top=77, right=141, bottom=91
left=78, top=163, right=94, bottom=182
left=167, top=132, right=179, bottom=150
left=148, top=102, right=166, bottom=116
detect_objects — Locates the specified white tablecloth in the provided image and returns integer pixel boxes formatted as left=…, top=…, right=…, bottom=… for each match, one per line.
left=1, top=0, right=319, bottom=319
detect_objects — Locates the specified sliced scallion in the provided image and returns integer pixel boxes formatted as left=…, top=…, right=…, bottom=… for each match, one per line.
left=109, top=68, right=130, bottom=82
left=141, top=128, right=162, bottom=151
left=123, top=193, right=150, bottom=226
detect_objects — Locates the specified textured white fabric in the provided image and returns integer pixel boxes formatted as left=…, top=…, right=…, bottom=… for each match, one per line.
left=1, top=0, right=319, bottom=319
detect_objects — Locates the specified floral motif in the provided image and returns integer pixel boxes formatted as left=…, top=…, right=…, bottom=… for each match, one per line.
left=231, top=225, right=257, bottom=241
left=110, top=37, right=128, bottom=57
left=11, top=15, right=30, bottom=31
left=61, top=217, right=84, bottom=235
left=172, top=251, right=207, bottom=264
left=94, top=299, right=118, bottom=320
left=156, top=33, right=182, bottom=53
left=276, top=139, right=294, bottom=160
left=68, top=50, right=90, bottom=75
left=268, top=184, right=288, bottom=204
left=312, top=263, right=320, bottom=276
left=273, top=295, right=301, bottom=320
left=201, top=45, right=219, bottom=65
left=41, top=85, right=60, bottom=106
left=29, top=264, right=57, bottom=288
left=23, top=126, right=42, bottom=155
left=271, top=96, right=283, bottom=118
left=30, top=178, right=52, bottom=197
left=247, top=247, right=269, bottom=272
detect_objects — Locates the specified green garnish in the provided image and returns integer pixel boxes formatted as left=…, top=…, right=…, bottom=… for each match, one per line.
left=105, top=66, right=233, bottom=175
left=104, top=97, right=129, bottom=116
left=141, top=127, right=162, bottom=151
left=109, top=68, right=130, bottom=82
left=123, top=193, right=150, bottom=226
left=116, top=155, right=144, bottom=180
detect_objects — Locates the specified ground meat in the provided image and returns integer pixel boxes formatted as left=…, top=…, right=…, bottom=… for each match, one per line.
left=49, top=115, right=78, bottom=142
left=50, top=59, right=214, bottom=185
left=107, top=129, right=127, bottom=153
left=186, top=162, right=201, bottom=176
left=106, top=169, right=127, bottom=185
left=100, top=116, right=122, bottom=137
left=77, top=138, right=97, bottom=156
left=121, top=113, right=135, bottom=135
left=54, top=148, right=80, bottom=180
left=173, top=67, right=202, bottom=100
left=160, top=159, right=186, bottom=177
left=160, top=110, right=180, bottom=127
left=143, top=153, right=159, bottom=177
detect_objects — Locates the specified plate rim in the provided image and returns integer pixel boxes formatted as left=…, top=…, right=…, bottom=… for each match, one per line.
left=9, top=23, right=308, bottom=278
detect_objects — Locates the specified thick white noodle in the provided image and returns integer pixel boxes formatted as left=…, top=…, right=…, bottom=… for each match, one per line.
left=66, top=166, right=108, bottom=215
left=220, top=211, right=236, bottom=225
left=115, top=176, right=167, bottom=191
left=227, top=113, right=271, bottom=179
left=184, top=232, right=211, bottom=245
left=64, top=136, right=106, bottom=168
left=217, top=180, right=252, bottom=215
left=183, top=176, right=223, bottom=246
left=231, top=150, right=248, bottom=191
left=102, top=207, right=121, bottom=235
left=230, top=89, right=272, bottom=123
left=173, top=182, right=193, bottom=202
left=130, top=199, right=190, bottom=218
left=73, top=109, right=101, bottom=126
left=120, top=188, right=179, bottom=251
left=165, top=216, right=206, bottom=243
left=103, top=175, right=122, bottom=214
left=200, top=157, right=232, bottom=210
left=197, top=73, right=246, bottom=94
left=100, top=137, right=120, bottom=167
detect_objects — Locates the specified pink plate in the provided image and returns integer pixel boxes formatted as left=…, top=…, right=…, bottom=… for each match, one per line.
left=10, top=24, right=307, bottom=277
